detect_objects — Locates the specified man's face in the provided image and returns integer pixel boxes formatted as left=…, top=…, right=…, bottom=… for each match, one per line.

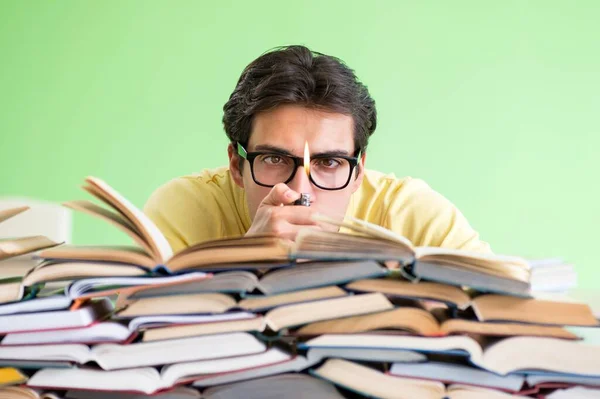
left=229, top=104, right=366, bottom=223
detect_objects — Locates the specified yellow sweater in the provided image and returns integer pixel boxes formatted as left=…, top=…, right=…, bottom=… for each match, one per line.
left=144, top=167, right=491, bottom=254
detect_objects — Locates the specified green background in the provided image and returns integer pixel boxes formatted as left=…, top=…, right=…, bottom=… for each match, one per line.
left=1, top=1, right=598, bottom=289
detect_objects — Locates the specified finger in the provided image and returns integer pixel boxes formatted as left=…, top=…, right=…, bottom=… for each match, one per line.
left=260, top=183, right=300, bottom=207
left=272, top=206, right=320, bottom=226
left=274, top=222, right=323, bottom=241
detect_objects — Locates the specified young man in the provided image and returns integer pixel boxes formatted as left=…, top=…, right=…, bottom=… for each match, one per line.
left=144, top=45, right=491, bottom=254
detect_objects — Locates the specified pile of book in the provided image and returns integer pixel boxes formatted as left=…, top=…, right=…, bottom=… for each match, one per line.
left=1, top=177, right=599, bottom=399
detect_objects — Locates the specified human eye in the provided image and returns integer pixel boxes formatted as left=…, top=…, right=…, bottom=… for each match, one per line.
left=314, top=157, right=343, bottom=169
left=259, top=154, right=289, bottom=166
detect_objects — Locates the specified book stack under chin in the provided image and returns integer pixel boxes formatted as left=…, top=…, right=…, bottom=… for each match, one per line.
left=0, top=177, right=599, bottom=399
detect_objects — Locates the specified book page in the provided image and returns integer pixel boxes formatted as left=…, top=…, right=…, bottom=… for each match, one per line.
left=441, top=319, right=579, bottom=340
left=415, top=247, right=529, bottom=268
left=38, top=246, right=155, bottom=268
left=296, top=307, right=441, bottom=336
left=312, top=359, right=444, bottom=399
left=167, top=242, right=290, bottom=272
left=414, top=253, right=531, bottom=283
left=311, top=214, right=415, bottom=249
left=83, top=177, right=173, bottom=263
left=480, top=336, right=600, bottom=376
left=63, top=200, right=154, bottom=256
left=346, top=278, right=472, bottom=310
left=0, top=236, right=61, bottom=261
left=265, top=293, right=393, bottom=331
left=0, top=206, right=30, bottom=224
left=471, top=295, right=599, bottom=326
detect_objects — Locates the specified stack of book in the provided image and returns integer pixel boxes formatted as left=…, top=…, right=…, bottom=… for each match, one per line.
left=0, top=177, right=599, bottom=399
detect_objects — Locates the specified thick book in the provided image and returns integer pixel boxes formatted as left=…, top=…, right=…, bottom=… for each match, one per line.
left=388, top=361, right=526, bottom=393
left=117, top=292, right=392, bottom=333
left=119, top=286, right=347, bottom=343
left=1, top=313, right=256, bottom=346
left=118, top=260, right=386, bottom=300
left=347, top=277, right=475, bottom=309
left=65, top=386, right=201, bottom=399
left=8, top=272, right=211, bottom=308
left=0, top=298, right=113, bottom=334
left=1, top=332, right=264, bottom=371
left=140, top=314, right=265, bottom=342
left=295, top=214, right=532, bottom=296
left=295, top=307, right=579, bottom=340
left=4, top=261, right=198, bottom=304
left=119, top=261, right=388, bottom=308
left=526, top=373, right=600, bottom=389
left=61, top=375, right=344, bottom=399
left=200, top=374, right=344, bottom=399
left=27, top=347, right=297, bottom=394
left=346, top=278, right=598, bottom=326
left=311, top=359, right=521, bottom=399
left=190, top=354, right=312, bottom=388
left=302, top=334, right=600, bottom=376
left=66, top=272, right=211, bottom=302
left=0, top=295, right=72, bottom=317
left=306, top=347, right=426, bottom=364
left=236, top=286, right=347, bottom=312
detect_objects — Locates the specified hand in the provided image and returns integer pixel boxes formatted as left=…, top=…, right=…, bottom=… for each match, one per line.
left=245, top=183, right=320, bottom=241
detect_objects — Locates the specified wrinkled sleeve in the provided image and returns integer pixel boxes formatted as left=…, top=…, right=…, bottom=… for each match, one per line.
left=143, top=178, right=219, bottom=254
left=383, top=178, right=492, bottom=253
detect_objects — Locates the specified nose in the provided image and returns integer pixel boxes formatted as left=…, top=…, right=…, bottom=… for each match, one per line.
left=287, top=165, right=314, bottom=194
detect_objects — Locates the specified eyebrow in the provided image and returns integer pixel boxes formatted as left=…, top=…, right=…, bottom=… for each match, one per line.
left=253, top=144, right=353, bottom=158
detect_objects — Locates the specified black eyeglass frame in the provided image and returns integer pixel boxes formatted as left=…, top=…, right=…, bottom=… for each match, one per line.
left=236, top=142, right=361, bottom=191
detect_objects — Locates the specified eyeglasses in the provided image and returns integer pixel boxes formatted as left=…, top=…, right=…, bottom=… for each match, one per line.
left=236, top=143, right=360, bottom=191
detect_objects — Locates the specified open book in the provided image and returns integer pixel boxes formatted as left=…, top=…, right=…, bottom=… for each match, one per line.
left=199, top=374, right=345, bottom=399
left=26, top=347, right=299, bottom=394
left=64, top=387, right=201, bottom=399
left=0, top=271, right=211, bottom=309
left=1, top=313, right=257, bottom=346
left=0, top=206, right=60, bottom=262
left=0, top=332, right=265, bottom=371
left=118, top=284, right=347, bottom=317
left=311, top=359, right=523, bottom=399
left=295, top=307, right=579, bottom=340
left=39, top=177, right=290, bottom=273
left=294, top=214, right=532, bottom=296
left=116, top=292, right=392, bottom=333
left=388, top=361, right=531, bottom=394
left=302, top=334, right=600, bottom=376
left=346, top=278, right=598, bottom=326
left=125, top=285, right=347, bottom=342
left=0, top=298, right=113, bottom=335
left=115, top=260, right=385, bottom=300
left=61, top=375, right=346, bottom=399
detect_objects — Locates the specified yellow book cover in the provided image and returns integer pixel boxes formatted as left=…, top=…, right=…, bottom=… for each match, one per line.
left=0, top=367, right=27, bottom=387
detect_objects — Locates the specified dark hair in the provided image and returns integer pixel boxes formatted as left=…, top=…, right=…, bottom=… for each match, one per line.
left=222, top=45, right=377, bottom=154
